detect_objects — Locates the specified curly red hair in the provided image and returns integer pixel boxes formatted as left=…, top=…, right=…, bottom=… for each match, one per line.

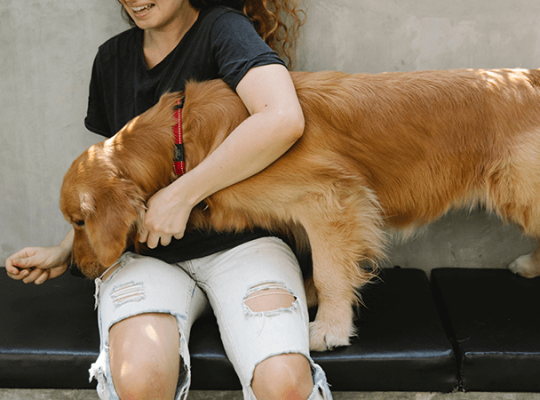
left=238, top=0, right=305, bottom=68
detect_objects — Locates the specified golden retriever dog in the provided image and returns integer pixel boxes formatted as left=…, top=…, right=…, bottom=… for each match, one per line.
left=60, top=69, right=540, bottom=351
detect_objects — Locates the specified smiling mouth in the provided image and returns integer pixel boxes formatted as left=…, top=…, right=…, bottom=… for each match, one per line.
left=131, top=4, right=155, bottom=14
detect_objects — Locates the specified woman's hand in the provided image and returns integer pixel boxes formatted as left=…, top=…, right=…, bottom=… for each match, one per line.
left=5, top=229, right=73, bottom=284
left=138, top=181, right=195, bottom=249
left=6, top=246, right=70, bottom=284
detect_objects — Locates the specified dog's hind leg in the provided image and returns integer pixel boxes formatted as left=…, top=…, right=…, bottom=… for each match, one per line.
left=486, top=151, right=540, bottom=279
left=509, top=238, right=540, bottom=278
left=295, top=188, right=385, bottom=351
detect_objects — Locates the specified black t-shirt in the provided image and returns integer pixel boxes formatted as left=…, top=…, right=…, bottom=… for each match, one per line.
left=85, top=6, right=286, bottom=263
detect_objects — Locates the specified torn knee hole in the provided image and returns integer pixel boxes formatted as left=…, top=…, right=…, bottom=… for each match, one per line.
left=244, top=283, right=296, bottom=313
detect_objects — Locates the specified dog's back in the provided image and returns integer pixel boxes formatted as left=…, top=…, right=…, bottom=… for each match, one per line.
left=287, top=69, right=540, bottom=231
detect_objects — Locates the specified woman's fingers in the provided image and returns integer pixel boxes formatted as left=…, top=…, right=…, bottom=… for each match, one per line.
left=24, top=268, right=50, bottom=285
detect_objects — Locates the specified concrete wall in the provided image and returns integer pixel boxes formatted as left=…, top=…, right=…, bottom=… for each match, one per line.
left=1, top=1, right=127, bottom=261
left=2, top=0, right=539, bottom=272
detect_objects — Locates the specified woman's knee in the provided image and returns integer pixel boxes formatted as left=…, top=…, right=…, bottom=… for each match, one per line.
left=252, top=353, right=314, bottom=400
left=109, top=313, right=181, bottom=400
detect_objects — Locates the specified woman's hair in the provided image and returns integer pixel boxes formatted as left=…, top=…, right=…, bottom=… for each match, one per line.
left=119, top=0, right=305, bottom=68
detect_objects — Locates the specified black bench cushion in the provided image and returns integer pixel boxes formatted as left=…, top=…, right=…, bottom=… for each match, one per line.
left=0, top=267, right=457, bottom=392
left=190, top=267, right=458, bottom=392
left=0, top=272, right=99, bottom=389
left=431, top=268, right=540, bottom=392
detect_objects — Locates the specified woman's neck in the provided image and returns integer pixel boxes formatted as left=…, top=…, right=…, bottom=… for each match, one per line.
left=143, top=5, right=200, bottom=69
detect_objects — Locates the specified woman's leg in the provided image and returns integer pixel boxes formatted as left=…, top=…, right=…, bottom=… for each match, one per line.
left=91, top=252, right=210, bottom=400
left=189, top=237, right=332, bottom=400
left=252, top=353, right=314, bottom=400
left=109, top=313, right=180, bottom=400
left=245, top=285, right=313, bottom=399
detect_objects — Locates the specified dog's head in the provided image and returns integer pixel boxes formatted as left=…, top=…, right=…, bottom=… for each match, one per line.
left=60, top=93, right=183, bottom=278
left=60, top=144, right=146, bottom=279
left=59, top=83, right=248, bottom=279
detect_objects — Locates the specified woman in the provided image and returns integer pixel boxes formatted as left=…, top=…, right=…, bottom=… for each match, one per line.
left=6, top=0, right=332, bottom=399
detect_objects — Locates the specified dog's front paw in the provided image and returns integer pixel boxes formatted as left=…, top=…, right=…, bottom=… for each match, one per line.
left=309, top=320, right=354, bottom=352
left=508, top=253, right=540, bottom=278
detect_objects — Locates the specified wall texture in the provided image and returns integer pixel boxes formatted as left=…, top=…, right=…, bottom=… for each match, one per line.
left=1, top=1, right=126, bottom=260
left=2, top=0, right=539, bottom=272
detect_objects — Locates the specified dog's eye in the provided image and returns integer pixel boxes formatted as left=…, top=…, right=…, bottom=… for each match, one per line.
left=73, top=220, right=85, bottom=227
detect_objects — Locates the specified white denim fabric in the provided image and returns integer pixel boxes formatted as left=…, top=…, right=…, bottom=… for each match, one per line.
left=89, top=237, right=332, bottom=400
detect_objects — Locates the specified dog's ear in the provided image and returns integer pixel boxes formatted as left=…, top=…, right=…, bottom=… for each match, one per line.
left=83, top=180, right=145, bottom=267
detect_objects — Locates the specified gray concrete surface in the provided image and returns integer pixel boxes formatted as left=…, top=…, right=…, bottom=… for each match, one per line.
left=1, top=391, right=540, bottom=400
left=298, top=0, right=540, bottom=74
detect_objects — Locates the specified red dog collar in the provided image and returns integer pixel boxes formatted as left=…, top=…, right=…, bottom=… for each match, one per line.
left=173, top=96, right=185, bottom=176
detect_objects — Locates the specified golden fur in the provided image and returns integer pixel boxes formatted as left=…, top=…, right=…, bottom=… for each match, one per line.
left=60, top=69, right=540, bottom=351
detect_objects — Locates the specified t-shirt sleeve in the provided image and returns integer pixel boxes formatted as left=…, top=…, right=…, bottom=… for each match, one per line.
left=210, top=11, right=287, bottom=91
left=84, top=52, right=113, bottom=137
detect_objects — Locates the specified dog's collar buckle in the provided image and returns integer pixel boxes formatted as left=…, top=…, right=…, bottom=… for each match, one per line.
left=173, top=95, right=186, bottom=176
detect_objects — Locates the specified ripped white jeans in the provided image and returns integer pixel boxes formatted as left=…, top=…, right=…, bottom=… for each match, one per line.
left=90, top=237, right=332, bottom=400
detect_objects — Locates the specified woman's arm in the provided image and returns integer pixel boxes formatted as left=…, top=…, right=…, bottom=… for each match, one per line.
left=5, top=228, right=73, bottom=284
left=139, top=64, right=304, bottom=248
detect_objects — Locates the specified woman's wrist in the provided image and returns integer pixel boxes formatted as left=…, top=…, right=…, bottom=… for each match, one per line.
left=170, top=172, right=207, bottom=209
left=57, top=229, right=74, bottom=263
